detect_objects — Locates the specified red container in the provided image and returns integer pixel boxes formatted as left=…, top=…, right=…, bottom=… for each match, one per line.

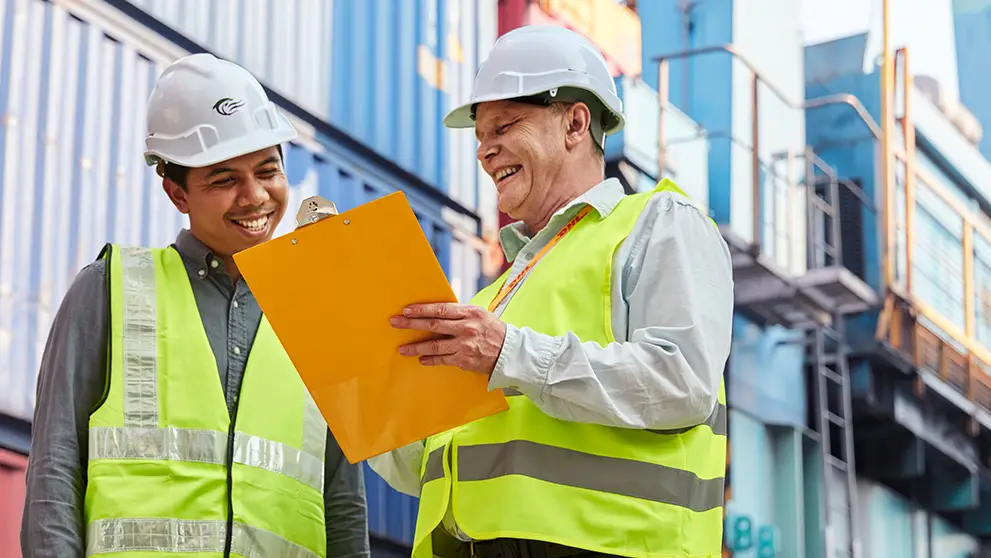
left=0, top=449, right=27, bottom=558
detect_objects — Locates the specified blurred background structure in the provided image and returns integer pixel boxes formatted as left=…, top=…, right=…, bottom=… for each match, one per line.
left=3, top=0, right=991, bottom=556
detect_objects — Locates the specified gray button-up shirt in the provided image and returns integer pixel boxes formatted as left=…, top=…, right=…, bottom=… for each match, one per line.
left=20, top=229, right=370, bottom=558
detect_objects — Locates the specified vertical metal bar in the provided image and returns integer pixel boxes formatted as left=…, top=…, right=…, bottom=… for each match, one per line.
left=657, top=58, right=669, bottom=178
left=965, top=226, right=975, bottom=338
left=900, top=47, right=915, bottom=296
left=752, top=71, right=761, bottom=250
left=806, top=147, right=816, bottom=270
left=786, top=152, right=795, bottom=273
left=881, top=0, right=895, bottom=291
left=831, top=164, right=843, bottom=268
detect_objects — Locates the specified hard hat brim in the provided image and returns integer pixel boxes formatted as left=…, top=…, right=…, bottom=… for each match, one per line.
left=443, top=90, right=626, bottom=136
left=144, top=126, right=298, bottom=168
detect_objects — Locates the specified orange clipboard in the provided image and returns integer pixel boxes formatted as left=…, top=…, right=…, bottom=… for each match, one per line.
left=232, top=190, right=509, bottom=463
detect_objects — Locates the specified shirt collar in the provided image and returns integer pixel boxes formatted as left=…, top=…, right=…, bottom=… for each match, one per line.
left=174, top=229, right=221, bottom=272
left=498, top=177, right=626, bottom=262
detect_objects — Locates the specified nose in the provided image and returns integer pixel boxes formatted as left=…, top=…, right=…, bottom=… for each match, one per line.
left=237, top=175, right=270, bottom=207
left=477, top=137, right=499, bottom=163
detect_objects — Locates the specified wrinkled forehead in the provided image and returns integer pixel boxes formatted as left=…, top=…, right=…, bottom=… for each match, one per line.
left=473, top=100, right=551, bottom=135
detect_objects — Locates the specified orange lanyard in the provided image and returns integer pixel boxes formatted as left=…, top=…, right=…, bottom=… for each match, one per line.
left=488, top=205, right=593, bottom=312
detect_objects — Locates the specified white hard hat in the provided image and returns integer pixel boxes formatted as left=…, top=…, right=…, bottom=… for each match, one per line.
left=144, top=53, right=297, bottom=168
left=443, top=25, right=625, bottom=147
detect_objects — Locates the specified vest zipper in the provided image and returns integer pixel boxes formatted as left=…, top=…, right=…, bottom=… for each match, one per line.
left=222, top=392, right=242, bottom=557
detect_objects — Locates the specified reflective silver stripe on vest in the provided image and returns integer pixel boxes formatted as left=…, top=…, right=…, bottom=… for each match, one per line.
left=458, top=440, right=724, bottom=513
left=111, top=246, right=329, bottom=492
left=649, top=401, right=728, bottom=437
left=302, top=392, right=327, bottom=460
left=421, top=446, right=446, bottom=485
left=501, top=389, right=727, bottom=437
left=86, top=517, right=319, bottom=557
left=89, top=426, right=325, bottom=491
left=120, top=247, right=159, bottom=428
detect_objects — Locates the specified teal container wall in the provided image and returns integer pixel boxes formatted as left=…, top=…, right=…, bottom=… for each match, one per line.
left=857, top=480, right=980, bottom=557
left=728, top=316, right=806, bottom=426
left=725, top=411, right=823, bottom=558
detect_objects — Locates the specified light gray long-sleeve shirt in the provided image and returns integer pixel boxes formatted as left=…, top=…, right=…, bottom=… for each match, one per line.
left=20, top=229, right=370, bottom=558
left=367, top=177, right=735, bottom=540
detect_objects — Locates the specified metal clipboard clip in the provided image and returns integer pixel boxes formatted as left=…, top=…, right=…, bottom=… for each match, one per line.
left=295, top=195, right=339, bottom=230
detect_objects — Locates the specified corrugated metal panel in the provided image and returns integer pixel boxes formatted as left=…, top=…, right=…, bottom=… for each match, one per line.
left=0, top=0, right=185, bottom=420
left=364, top=464, right=418, bottom=546
left=118, top=0, right=499, bottom=214
left=0, top=0, right=486, bottom=433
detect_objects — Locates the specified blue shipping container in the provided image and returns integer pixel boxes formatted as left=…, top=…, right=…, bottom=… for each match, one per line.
left=0, top=0, right=482, bottom=544
left=113, top=0, right=500, bottom=216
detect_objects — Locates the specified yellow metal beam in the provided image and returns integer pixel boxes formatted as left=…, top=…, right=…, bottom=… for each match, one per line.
left=881, top=0, right=895, bottom=290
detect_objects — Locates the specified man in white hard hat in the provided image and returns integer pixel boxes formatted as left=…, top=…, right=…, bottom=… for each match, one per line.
left=21, top=53, right=369, bottom=558
left=369, top=25, right=734, bottom=557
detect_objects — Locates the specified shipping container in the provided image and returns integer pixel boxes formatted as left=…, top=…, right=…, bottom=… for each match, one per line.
left=110, top=0, right=500, bottom=218
left=0, top=0, right=484, bottom=410
left=0, top=449, right=27, bottom=558
left=0, top=0, right=483, bottom=547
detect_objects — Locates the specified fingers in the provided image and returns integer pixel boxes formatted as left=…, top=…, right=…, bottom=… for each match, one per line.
left=400, top=303, right=478, bottom=320
left=399, top=337, right=461, bottom=357
left=389, top=315, right=464, bottom=335
left=416, top=354, right=460, bottom=367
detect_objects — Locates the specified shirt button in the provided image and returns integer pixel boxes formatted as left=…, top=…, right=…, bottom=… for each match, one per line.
left=197, top=269, right=206, bottom=278
left=233, top=346, right=241, bottom=356
left=210, top=259, right=220, bottom=269
left=232, top=300, right=239, bottom=309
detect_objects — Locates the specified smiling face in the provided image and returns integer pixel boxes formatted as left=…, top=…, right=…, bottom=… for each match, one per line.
left=163, top=146, right=288, bottom=259
left=474, top=100, right=571, bottom=223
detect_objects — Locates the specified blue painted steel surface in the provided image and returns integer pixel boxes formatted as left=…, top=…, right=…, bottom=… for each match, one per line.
left=954, top=0, right=991, bottom=165
left=639, top=0, right=733, bottom=227
left=119, top=0, right=499, bottom=215
left=364, top=464, right=418, bottom=547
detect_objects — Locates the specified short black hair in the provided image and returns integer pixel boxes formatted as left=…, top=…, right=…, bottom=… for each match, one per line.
left=159, top=144, right=285, bottom=190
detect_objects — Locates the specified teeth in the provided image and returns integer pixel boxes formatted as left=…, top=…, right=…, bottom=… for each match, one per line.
left=495, top=166, right=520, bottom=181
left=233, top=214, right=270, bottom=231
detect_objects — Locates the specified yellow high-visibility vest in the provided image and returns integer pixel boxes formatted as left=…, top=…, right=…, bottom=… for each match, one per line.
left=84, top=244, right=328, bottom=557
left=412, top=180, right=727, bottom=558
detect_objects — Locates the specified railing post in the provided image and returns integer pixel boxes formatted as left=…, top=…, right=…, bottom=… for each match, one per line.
left=657, top=58, right=669, bottom=178
left=751, top=71, right=760, bottom=251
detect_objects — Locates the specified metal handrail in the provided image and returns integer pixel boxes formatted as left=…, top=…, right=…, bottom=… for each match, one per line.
left=653, top=43, right=882, bottom=259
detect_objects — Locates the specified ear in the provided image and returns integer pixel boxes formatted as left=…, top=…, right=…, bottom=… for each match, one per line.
left=563, top=102, right=592, bottom=152
left=163, top=178, right=190, bottom=214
